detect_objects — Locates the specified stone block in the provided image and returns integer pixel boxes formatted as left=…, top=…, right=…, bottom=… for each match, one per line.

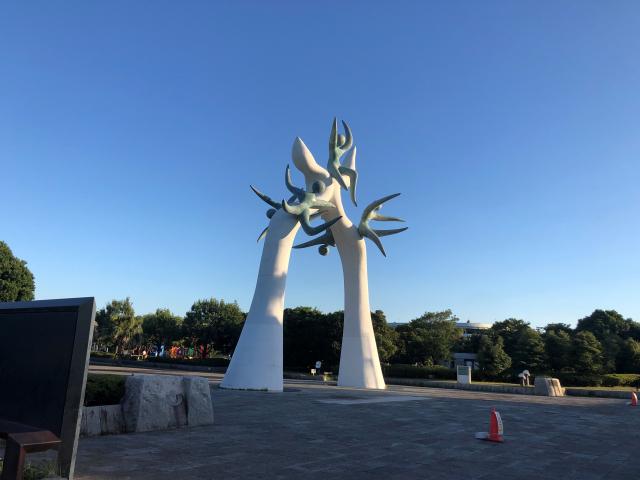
left=182, top=376, right=215, bottom=427
left=80, top=405, right=124, bottom=437
left=122, top=375, right=187, bottom=432
left=121, top=374, right=214, bottom=433
left=534, top=376, right=564, bottom=396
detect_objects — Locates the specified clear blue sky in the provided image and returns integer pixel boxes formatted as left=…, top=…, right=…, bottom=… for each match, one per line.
left=2, top=1, right=639, bottom=327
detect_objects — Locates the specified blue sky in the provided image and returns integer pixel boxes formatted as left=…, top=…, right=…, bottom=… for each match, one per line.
left=2, top=1, right=639, bottom=327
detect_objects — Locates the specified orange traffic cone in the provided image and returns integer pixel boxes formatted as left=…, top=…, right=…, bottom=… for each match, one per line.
left=475, top=408, right=504, bottom=442
left=630, top=391, right=638, bottom=407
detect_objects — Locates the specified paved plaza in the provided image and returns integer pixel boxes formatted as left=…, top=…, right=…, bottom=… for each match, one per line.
left=74, top=371, right=640, bottom=480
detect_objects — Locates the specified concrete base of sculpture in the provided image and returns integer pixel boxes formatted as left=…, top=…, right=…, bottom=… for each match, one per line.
left=534, top=376, right=565, bottom=397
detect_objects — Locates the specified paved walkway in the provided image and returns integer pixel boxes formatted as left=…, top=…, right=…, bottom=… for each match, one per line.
left=74, top=374, right=640, bottom=480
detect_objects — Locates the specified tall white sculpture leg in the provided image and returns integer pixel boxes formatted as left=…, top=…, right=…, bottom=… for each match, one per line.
left=331, top=219, right=385, bottom=388
left=220, top=209, right=300, bottom=392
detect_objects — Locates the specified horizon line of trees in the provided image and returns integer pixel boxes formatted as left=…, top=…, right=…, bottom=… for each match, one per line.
left=92, top=297, right=640, bottom=377
left=1, top=240, right=638, bottom=377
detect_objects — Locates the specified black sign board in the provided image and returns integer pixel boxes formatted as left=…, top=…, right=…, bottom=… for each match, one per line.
left=0, top=297, right=95, bottom=479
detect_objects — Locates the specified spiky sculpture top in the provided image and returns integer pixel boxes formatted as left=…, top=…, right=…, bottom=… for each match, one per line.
left=250, top=118, right=407, bottom=256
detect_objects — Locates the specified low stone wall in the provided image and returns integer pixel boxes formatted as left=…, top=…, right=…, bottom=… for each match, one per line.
left=565, top=388, right=635, bottom=399
left=386, top=377, right=535, bottom=395
left=81, top=404, right=125, bottom=437
left=80, top=374, right=214, bottom=437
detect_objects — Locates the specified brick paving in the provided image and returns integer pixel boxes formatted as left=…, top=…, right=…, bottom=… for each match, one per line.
left=73, top=377, right=640, bottom=479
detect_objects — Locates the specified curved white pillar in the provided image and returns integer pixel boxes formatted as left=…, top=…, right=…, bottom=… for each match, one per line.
left=332, top=220, right=386, bottom=389
left=220, top=208, right=300, bottom=392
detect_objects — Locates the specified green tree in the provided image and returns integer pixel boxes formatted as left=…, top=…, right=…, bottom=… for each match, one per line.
left=394, top=310, right=462, bottom=365
left=576, top=309, right=634, bottom=339
left=617, top=338, right=640, bottom=373
left=183, top=298, right=245, bottom=357
left=96, top=298, right=141, bottom=353
left=572, top=331, right=604, bottom=374
left=544, top=329, right=573, bottom=371
left=511, top=328, right=547, bottom=372
left=371, top=310, right=398, bottom=363
left=490, top=318, right=530, bottom=358
left=141, top=308, right=182, bottom=350
left=283, top=307, right=343, bottom=370
left=543, top=323, right=573, bottom=335
left=0, top=241, right=35, bottom=301
left=477, top=335, right=512, bottom=376
left=628, top=321, right=640, bottom=342
left=453, top=333, right=483, bottom=356
left=576, top=310, right=634, bottom=373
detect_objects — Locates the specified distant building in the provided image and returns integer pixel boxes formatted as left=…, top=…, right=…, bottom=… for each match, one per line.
left=451, top=320, right=492, bottom=369
left=456, top=320, right=491, bottom=337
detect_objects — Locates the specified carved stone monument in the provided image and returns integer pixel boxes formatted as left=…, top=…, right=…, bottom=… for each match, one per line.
left=221, top=119, right=407, bottom=391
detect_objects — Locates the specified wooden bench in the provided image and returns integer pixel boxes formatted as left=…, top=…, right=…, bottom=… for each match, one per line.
left=0, top=419, right=61, bottom=480
left=0, top=298, right=95, bottom=480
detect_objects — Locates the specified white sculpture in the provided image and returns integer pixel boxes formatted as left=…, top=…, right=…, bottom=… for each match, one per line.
left=221, top=120, right=406, bottom=392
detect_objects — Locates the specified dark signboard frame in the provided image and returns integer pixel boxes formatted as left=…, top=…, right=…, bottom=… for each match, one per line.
left=0, top=297, right=95, bottom=479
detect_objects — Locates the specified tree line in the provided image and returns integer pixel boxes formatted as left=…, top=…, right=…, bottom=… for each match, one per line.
left=1, top=241, right=638, bottom=376
left=92, top=298, right=245, bottom=359
left=92, top=297, right=640, bottom=377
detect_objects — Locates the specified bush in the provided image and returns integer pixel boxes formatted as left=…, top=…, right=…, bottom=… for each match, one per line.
left=146, top=356, right=230, bottom=368
left=549, top=372, right=640, bottom=388
left=382, top=364, right=456, bottom=380
left=90, top=351, right=117, bottom=359
left=84, top=374, right=126, bottom=406
left=601, top=374, right=640, bottom=387
left=553, top=373, right=605, bottom=387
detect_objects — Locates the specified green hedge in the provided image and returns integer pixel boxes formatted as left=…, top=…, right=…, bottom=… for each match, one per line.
left=382, top=364, right=456, bottom=380
left=526, top=372, right=640, bottom=388
left=601, top=374, right=640, bottom=387
left=381, top=365, right=640, bottom=388
left=84, top=374, right=126, bottom=406
left=145, top=356, right=230, bottom=368
left=90, top=351, right=117, bottom=359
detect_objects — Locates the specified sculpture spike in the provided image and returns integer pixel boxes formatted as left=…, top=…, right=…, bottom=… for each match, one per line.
left=250, top=185, right=280, bottom=209
left=293, top=230, right=335, bottom=249
left=361, top=229, right=387, bottom=257
left=281, top=199, right=302, bottom=216
left=329, top=117, right=338, bottom=150
left=340, top=120, right=353, bottom=151
left=358, top=193, right=405, bottom=256
left=257, top=226, right=269, bottom=242
left=373, top=227, right=408, bottom=237
left=372, top=214, right=404, bottom=222
left=299, top=213, right=342, bottom=236
left=338, top=165, right=358, bottom=206
left=361, top=193, right=401, bottom=221
left=285, top=165, right=305, bottom=201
